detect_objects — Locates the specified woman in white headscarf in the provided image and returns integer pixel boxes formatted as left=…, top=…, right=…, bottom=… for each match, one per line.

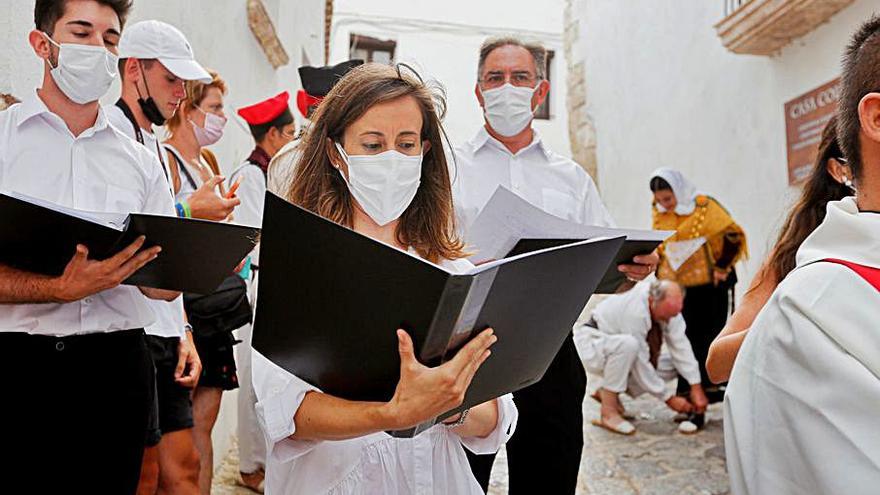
left=649, top=168, right=747, bottom=427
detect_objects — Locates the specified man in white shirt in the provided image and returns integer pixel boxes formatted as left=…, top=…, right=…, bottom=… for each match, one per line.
left=455, top=36, right=658, bottom=493
left=0, top=1, right=180, bottom=493
left=580, top=279, right=707, bottom=435
left=725, top=17, right=880, bottom=495
left=106, top=19, right=229, bottom=495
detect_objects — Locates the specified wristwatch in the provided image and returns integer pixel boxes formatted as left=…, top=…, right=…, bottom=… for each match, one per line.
left=443, top=408, right=470, bottom=428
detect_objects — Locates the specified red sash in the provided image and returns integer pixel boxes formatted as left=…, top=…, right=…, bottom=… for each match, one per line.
left=824, top=258, right=880, bottom=292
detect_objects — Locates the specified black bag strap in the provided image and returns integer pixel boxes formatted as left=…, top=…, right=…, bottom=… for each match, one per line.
left=164, top=144, right=199, bottom=191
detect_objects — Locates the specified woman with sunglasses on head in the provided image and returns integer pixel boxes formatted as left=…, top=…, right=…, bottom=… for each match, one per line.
left=251, top=63, right=517, bottom=495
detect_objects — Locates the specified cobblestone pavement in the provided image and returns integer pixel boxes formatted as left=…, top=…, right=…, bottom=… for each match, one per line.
left=214, top=395, right=728, bottom=495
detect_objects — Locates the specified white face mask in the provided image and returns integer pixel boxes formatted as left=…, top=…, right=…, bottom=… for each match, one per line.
left=480, top=83, right=538, bottom=137
left=335, top=142, right=422, bottom=226
left=43, top=33, right=118, bottom=105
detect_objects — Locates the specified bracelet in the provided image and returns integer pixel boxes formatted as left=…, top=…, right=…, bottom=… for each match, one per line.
left=183, top=323, right=193, bottom=333
left=442, top=408, right=469, bottom=428
left=181, top=201, right=192, bottom=218
left=175, top=202, right=185, bottom=218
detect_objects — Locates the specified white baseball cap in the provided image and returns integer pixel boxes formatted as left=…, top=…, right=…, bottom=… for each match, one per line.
left=119, top=20, right=211, bottom=83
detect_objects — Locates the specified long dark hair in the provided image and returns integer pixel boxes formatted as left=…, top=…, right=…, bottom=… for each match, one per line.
left=766, top=114, right=851, bottom=284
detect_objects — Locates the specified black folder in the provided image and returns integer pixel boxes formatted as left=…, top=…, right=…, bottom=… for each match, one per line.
left=464, top=186, right=670, bottom=294
left=0, top=192, right=260, bottom=293
left=508, top=238, right=664, bottom=293
left=252, top=192, right=625, bottom=437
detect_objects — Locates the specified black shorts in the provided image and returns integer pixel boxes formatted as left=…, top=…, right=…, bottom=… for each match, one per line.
left=145, top=335, right=195, bottom=446
left=192, top=330, right=240, bottom=391
left=0, top=329, right=152, bottom=494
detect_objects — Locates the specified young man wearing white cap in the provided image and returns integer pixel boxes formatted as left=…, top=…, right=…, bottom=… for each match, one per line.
left=0, top=1, right=180, bottom=493
left=106, top=19, right=237, bottom=495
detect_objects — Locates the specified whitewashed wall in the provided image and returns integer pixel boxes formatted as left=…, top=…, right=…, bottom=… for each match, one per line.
left=330, top=0, right=572, bottom=157
left=568, top=0, right=879, bottom=293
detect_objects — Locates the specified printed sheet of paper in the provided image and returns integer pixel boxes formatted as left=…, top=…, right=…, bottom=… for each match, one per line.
left=465, top=186, right=671, bottom=264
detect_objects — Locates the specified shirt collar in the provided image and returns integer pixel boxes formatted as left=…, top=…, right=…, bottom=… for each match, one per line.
left=16, top=89, right=110, bottom=136
left=14, top=90, right=49, bottom=128
left=796, top=197, right=880, bottom=269
left=246, top=146, right=272, bottom=175
left=468, top=125, right=553, bottom=160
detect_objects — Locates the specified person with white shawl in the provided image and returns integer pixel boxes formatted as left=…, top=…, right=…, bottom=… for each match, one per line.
left=724, top=16, right=880, bottom=494
left=649, top=168, right=747, bottom=428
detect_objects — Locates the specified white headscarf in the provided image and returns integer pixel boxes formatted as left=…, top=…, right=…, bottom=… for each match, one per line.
left=650, top=167, right=702, bottom=216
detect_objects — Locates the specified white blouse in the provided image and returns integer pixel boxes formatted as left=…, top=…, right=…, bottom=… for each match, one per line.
left=252, top=256, right=518, bottom=494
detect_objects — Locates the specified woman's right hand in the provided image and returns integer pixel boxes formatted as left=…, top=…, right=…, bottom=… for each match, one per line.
left=383, top=328, right=497, bottom=430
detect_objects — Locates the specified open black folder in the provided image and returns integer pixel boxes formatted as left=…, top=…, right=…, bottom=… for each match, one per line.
left=252, top=192, right=625, bottom=437
left=0, top=191, right=259, bottom=294
left=508, top=238, right=663, bottom=294
left=466, top=186, right=672, bottom=293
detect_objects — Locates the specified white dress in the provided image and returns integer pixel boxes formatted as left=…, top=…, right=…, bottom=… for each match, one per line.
left=252, top=255, right=518, bottom=494
left=725, top=197, right=880, bottom=495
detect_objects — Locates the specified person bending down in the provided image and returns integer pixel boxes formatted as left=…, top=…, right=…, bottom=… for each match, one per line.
left=579, top=279, right=708, bottom=435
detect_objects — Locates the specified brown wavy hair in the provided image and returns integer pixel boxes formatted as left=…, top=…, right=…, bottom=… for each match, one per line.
left=765, top=114, right=851, bottom=284
left=286, top=63, right=465, bottom=263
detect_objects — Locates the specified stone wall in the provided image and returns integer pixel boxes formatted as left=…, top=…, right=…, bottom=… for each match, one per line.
left=563, top=0, right=599, bottom=184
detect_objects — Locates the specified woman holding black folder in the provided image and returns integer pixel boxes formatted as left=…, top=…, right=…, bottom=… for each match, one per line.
left=251, top=63, right=517, bottom=494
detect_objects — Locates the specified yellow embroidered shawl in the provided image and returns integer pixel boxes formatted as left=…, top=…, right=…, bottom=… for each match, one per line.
left=653, top=195, right=748, bottom=287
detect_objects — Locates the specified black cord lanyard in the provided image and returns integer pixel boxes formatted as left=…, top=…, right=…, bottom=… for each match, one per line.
left=165, top=145, right=199, bottom=191
left=114, top=99, right=169, bottom=180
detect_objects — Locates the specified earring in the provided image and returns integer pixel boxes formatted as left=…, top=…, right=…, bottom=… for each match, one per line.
left=843, top=176, right=856, bottom=194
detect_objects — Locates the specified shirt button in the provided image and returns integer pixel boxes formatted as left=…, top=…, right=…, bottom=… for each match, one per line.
left=55, top=341, right=65, bottom=351
left=84, top=297, right=93, bottom=305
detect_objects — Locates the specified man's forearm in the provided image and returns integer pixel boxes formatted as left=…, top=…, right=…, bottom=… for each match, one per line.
left=139, top=287, right=181, bottom=301
left=0, top=263, right=61, bottom=304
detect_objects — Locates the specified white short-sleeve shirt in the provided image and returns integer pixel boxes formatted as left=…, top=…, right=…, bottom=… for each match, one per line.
left=0, top=91, right=176, bottom=336
left=452, top=126, right=615, bottom=235
left=105, top=103, right=185, bottom=339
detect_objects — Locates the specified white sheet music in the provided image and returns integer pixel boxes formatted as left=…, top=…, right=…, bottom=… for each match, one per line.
left=3, top=190, right=127, bottom=230
left=465, top=186, right=671, bottom=264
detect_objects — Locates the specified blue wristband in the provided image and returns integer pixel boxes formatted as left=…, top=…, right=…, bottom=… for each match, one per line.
left=175, top=202, right=186, bottom=218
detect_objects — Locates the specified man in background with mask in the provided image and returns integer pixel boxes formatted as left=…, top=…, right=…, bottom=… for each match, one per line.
left=0, top=1, right=182, bottom=492
left=454, top=36, right=659, bottom=494
left=106, top=19, right=233, bottom=495
left=227, top=91, right=295, bottom=492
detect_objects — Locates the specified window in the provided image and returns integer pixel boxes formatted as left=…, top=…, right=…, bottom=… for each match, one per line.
left=534, top=50, right=554, bottom=120
left=350, top=34, right=396, bottom=64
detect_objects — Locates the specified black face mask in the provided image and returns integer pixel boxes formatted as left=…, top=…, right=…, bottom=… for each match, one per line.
left=137, top=61, right=167, bottom=126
